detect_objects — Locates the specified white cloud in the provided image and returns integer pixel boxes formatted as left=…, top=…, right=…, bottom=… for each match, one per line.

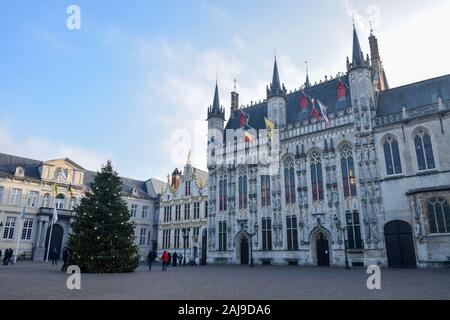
left=340, top=0, right=450, bottom=87
left=379, top=0, right=450, bottom=86
left=0, top=121, right=111, bottom=171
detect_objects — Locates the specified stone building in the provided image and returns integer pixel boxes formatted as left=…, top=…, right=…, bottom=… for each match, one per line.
left=0, top=153, right=164, bottom=261
left=158, top=157, right=208, bottom=265
left=205, top=25, right=450, bottom=268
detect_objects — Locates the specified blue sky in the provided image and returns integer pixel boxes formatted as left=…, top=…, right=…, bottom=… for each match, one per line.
left=1, top=0, right=449, bottom=181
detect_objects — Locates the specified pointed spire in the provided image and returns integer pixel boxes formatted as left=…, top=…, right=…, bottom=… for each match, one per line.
left=213, top=80, right=220, bottom=111
left=208, top=80, right=225, bottom=120
left=352, top=23, right=365, bottom=68
left=295, top=145, right=300, bottom=159
left=272, top=57, right=281, bottom=91
left=300, top=144, right=306, bottom=158
left=305, top=61, right=311, bottom=88
left=268, top=56, right=286, bottom=98
left=329, top=139, right=335, bottom=153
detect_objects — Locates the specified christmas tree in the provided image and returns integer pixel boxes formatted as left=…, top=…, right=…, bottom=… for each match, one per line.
left=67, top=161, right=140, bottom=273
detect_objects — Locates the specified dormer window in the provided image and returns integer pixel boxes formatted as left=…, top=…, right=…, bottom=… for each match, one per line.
left=15, top=167, right=25, bottom=177
left=337, top=80, right=347, bottom=100
left=131, top=188, right=138, bottom=197
left=55, top=168, right=68, bottom=181
left=300, top=94, right=309, bottom=110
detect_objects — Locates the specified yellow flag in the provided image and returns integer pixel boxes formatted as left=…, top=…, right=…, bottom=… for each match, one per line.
left=53, top=183, right=58, bottom=197
left=264, top=117, right=274, bottom=139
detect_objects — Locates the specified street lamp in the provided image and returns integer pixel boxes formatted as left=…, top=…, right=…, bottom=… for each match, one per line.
left=341, top=226, right=350, bottom=270
left=241, top=223, right=258, bottom=268
left=182, top=227, right=190, bottom=267
left=334, top=215, right=350, bottom=270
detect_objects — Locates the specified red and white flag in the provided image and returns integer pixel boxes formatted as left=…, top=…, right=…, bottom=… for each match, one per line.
left=317, top=99, right=330, bottom=125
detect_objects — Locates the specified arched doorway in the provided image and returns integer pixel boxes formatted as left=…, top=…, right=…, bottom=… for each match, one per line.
left=316, top=232, right=330, bottom=267
left=201, top=229, right=207, bottom=265
left=240, top=236, right=249, bottom=265
left=384, top=220, right=417, bottom=268
left=44, top=224, right=64, bottom=259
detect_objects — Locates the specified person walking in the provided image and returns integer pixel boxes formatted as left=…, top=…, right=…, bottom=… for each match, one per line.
left=61, top=249, right=69, bottom=272
left=167, top=252, right=172, bottom=268
left=160, top=251, right=169, bottom=271
left=172, top=252, right=178, bottom=267
left=3, top=248, right=9, bottom=265
left=178, top=253, right=183, bottom=266
left=6, top=248, right=14, bottom=265
left=50, top=248, right=59, bottom=266
left=146, top=249, right=157, bottom=271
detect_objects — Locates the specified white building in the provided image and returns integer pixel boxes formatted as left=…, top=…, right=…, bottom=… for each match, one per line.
left=158, top=158, right=208, bottom=265
left=205, top=25, right=450, bottom=268
left=0, top=153, right=164, bottom=261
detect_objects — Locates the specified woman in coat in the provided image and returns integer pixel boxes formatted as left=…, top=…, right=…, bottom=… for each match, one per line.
left=160, top=251, right=169, bottom=271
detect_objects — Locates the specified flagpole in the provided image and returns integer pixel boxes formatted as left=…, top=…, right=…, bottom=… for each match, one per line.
left=14, top=216, right=25, bottom=264
left=45, top=218, right=54, bottom=263
left=45, top=204, right=56, bottom=262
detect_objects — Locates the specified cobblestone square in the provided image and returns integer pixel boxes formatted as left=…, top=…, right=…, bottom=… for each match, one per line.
left=0, top=262, right=449, bottom=300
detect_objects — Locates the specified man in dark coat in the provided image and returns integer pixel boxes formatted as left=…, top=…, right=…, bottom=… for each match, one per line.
left=4, top=248, right=14, bottom=265
left=8, top=249, right=14, bottom=264
left=50, top=248, right=59, bottom=266
left=172, top=252, right=178, bottom=267
left=3, top=249, right=9, bottom=265
left=146, top=250, right=157, bottom=271
left=61, top=249, right=69, bottom=272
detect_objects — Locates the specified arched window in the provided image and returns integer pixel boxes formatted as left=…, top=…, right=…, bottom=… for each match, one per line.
left=219, top=171, right=227, bottom=212
left=383, top=136, right=403, bottom=175
left=427, top=198, right=450, bottom=234
left=238, top=167, right=248, bottom=210
left=261, top=175, right=271, bottom=207
left=55, top=194, right=65, bottom=210
left=414, top=129, right=436, bottom=171
left=310, top=152, right=324, bottom=202
left=43, top=193, right=51, bottom=208
left=284, top=157, right=296, bottom=205
left=70, top=196, right=77, bottom=210
left=185, top=180, right=191, bottom=196
left=340, top=145, right=357, bottom=198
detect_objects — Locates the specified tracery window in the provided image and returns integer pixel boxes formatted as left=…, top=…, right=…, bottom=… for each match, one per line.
left=383, top=136, right=403, bottom=175
left=340, top=145, right=357, bottom=198
left=310, top=152, right=324, bottom=202
left=414, top=129, right=436, bottom=171
left=427, top=198, right=450, bottom=234
left=238, top=167, right=248, bottom=210
left=284, top=157, right=296, bottom=205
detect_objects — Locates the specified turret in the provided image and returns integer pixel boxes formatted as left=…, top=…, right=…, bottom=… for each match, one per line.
left=230, top=79, right=239, bottom=119
left=347, top=24, right=376, bottom=134
left=266, top=57, right=287, bottom=127
left=207, top=82, right=225, bottom=167
left=369, top=28, right=389, bottom=91
left=207, top=81, right=225, bottom=121
left=347, top=24, right=370, bottom=71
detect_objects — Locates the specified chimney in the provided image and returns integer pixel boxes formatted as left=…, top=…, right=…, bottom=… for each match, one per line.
left=230, top=79, right=239, bottom=119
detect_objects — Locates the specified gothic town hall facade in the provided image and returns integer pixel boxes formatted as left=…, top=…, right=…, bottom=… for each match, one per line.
left=205, top=26, right=450, bottom=268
